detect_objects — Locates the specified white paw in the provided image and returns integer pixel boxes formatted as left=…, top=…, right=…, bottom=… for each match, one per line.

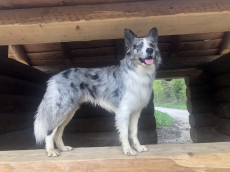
left=47, top=149, right=59, bottom=157
left=123, top=147, right=137, bottom=156
left=133, top=145, right=148, bottom=153
left=59, top=146, right=73, bottom=152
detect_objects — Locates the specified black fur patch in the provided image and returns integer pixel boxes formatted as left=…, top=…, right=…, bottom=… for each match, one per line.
left=87, top=86, right=96, bottom=98
left=90, top=74, right=99, bottom=80
left=71, top=98, right=74, bottom=104
left=47, top=130, right=53, bottom=136
left=71, top=83, right=78, bottom=91
left=113, top=88, right=119, bottom=97
left=150, top=43, right=154, bottom=48
left=113, top=72, right=116, bottom=79
left=56, top=103, right=61, bottom=107
left=80, top=83, right=88, bottom=89
left=62, top=70, right=71, bottom=78
left=133, top=44, right=137, bottom=49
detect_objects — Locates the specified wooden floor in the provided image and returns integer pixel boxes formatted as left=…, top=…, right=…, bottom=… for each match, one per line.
left=1, top=142, right=230, bottom=171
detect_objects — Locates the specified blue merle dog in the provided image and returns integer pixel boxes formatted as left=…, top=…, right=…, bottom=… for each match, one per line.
left=34, top=28, right=161, bottom=157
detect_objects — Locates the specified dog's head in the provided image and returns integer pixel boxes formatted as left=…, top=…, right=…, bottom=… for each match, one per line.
left=124, top=28, right=161, bottom=68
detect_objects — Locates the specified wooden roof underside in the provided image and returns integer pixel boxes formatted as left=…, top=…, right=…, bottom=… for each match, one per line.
left=0, top=0, right=230, bottom=75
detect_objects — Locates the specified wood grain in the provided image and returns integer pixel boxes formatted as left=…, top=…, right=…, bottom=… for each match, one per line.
left=1, top=142, right=230, bottom=171
left=0, top=0, right=230, bottom=45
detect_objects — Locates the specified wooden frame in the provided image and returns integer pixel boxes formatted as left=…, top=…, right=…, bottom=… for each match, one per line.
left=1, top=142, right=230, bottom=171
left=0, top=0, right=229, bottom=45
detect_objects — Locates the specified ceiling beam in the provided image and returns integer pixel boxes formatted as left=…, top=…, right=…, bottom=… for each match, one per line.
left=0, top=0, right=230, bottom=45
left=9, top=45, right=31, bottom=65
left=219, top=32, right=230, bottom=55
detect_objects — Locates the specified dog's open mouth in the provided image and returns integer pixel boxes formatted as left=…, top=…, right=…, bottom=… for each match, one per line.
left=139, top=56, right=154, bottom=65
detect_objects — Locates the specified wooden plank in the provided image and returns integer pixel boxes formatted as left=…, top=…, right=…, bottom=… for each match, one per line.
left=0, top=0, right=145, bottom=10
left=0, top=113, right=33, bottom=134
left=160, top=55, right=220, bottom=70
left=33, top=55, right=219, bottom=75
left=2, top=142, right=230, bottom=171
left=190, top=127, right=230, bottom=143
left=180, top=32, right=224, bottom=41
left=30, top=55, right=115, bottom=66
left=9, top=45, right=31, bottom=65
left=59, top=42, right=73, bottom=64
left=169, top=35, right=180, bottom=58
left=219, top=32, right=230, bottom=55
left=0, top=46, right=8, bottom=57
left=189, top=113, right=216, bottom=128
left=206, top=52, right=230, bottom=75
left=186, top=85, right=212, bottom=100
left=0, top=56, right=47, bottom=84
left=0, top=0, right=230, bottom=45
left=0, top=74, right=45, bottom=97
left=212, top=87, right=230, bottom=102
left=179, top=49, right=218, bottom=57
left=185, top=70, right=211, bottom=86
left=23, top=43, right=60, bottom=53
left=180, top=39, right=222, bottom=51
left=0, top=94, right=41, bottom=113
left=69, top=40, right=115, bottom=49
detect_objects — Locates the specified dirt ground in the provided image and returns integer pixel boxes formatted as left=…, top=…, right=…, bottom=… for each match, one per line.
left=157, top=118, right=192, bottom=144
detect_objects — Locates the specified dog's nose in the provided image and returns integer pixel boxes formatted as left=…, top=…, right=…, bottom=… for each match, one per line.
left=146, top=48, right=153, bottom=54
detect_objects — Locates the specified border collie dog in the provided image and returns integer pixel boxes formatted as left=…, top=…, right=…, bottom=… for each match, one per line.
left=34, top=28, right=161, bottom=157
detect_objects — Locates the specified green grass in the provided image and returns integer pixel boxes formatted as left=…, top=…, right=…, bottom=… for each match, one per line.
left=155, top=102, right=187, bottom=110
left=155, top=110, right=173, bottom=129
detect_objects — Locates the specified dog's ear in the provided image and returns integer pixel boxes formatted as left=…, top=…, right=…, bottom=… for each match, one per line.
left=124, top=28, right=137, bottom=48
left=146, top=27, right=158, bottom=41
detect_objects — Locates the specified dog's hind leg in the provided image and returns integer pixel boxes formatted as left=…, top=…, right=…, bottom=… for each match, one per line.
left=129, top=110, right=148, bottom=152
left=46, top=127, right=59, bottom=157
left=54, top=106, right=79, bottom=152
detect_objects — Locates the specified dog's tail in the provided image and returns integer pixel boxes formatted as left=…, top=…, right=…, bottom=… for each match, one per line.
left=34, top=112, right=48, bottom=145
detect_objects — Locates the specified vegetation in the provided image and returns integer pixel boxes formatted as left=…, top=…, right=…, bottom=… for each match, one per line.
left=153, top=79, right=187, bottom=110
left=155, top=110, right=173, bottom=128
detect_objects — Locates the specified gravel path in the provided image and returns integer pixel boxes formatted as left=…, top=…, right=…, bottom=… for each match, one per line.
left=155, top=107, right=192, bottom=144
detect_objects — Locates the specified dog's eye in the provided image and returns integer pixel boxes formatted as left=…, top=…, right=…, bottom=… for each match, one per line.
left=133, top=44, right=137, bottom=49
left=150, top=43, right=154, bottom=48
left=137, top=45, right=142, bottom=49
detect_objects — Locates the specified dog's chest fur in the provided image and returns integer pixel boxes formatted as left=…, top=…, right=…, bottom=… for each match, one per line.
left=120, top=65, right=155, bottom=112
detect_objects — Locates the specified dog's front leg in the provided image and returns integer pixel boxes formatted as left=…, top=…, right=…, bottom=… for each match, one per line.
left=129, top=110, right=148, bottom=152
left=115, top=112, right=137, bottom=156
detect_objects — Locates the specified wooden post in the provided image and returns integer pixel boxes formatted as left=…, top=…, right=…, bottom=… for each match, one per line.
left=189, top=113, right=216, bottom=127
left=212, top=87, right=230, bottom=102
left=186, top=85, right=212, bottom=100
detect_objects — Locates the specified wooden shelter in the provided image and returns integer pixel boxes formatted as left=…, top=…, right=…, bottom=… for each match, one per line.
left=1, top=0, right=230, bottom=171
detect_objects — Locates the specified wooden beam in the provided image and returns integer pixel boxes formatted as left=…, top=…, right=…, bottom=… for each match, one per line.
left=0, top=0, right=230, bottom=45
left=1, top=142, right=230, bottom=171
left=219, top=32, right=230, bottom=55
left=59, top=42, right=73, bottom=64
left=169, top=35, right=180, bottom=58
left=34, top=55, right=220, bottom=76
left=9, top=45, right=31, bottom=65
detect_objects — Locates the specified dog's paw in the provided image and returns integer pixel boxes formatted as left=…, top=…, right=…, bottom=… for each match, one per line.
left=59, top=146, right=73, bottom=152
left=133, top=145, right=148, bottom=153
left=123, top=147, right=137, bottom=156
left=47, top=149, right=59, bottom=157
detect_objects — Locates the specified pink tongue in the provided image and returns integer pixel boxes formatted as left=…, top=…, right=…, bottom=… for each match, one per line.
left=145, top=59, right=154, bottom=65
